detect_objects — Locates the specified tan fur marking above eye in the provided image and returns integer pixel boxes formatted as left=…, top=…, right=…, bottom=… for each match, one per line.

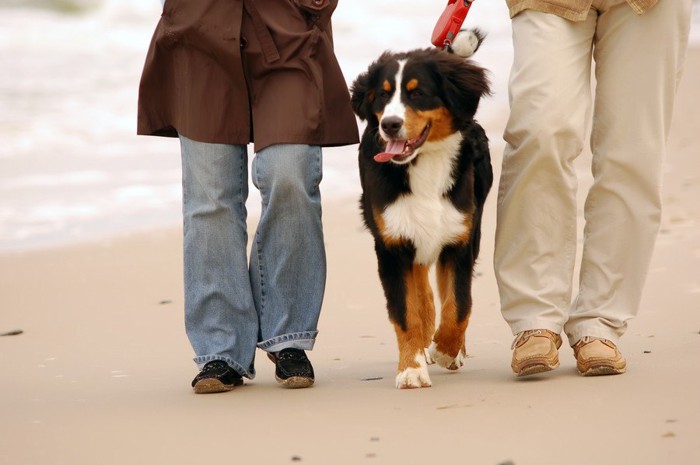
left=406, top=78, right=419, bottom=92
left=383, top=80, right=392, bottom=92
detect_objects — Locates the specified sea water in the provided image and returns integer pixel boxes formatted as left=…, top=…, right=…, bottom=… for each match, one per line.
left=0, top=0, right=697, bottom=252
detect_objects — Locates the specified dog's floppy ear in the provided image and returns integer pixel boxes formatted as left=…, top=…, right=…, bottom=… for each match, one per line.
left=350, top=52, right=394, bottom=122
left=433, top=53, right=491, bottom=127
left=350, top=70, right=373, bottom=121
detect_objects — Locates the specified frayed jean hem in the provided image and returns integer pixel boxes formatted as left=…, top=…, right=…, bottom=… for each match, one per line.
left=257, top=331, right=318, bottom=353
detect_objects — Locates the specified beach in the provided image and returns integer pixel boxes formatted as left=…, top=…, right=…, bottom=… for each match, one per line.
left=2, top=48, right=699, bottom=465
left=2, top=3, right=700, bottom=464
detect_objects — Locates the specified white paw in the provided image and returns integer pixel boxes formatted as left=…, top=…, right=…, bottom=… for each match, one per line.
left=429, top=341, right=466, bottom=371
left=395, top=355, right=432, bottom=389
left=424, top=347, right=435, bottom=365
left=450, top=28, right=484, bottom=58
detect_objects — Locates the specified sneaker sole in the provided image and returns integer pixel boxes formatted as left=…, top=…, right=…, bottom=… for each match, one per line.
left=275, top=375, right=314, bottom=389
left=514, top=360, right=559, bottom=377
left=192, top=378, right=243, bottom=394
left=578, top=364, right=626, bottom=377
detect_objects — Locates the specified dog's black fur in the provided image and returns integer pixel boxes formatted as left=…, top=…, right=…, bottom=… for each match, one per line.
left=350, top=44, right=492, bottom=388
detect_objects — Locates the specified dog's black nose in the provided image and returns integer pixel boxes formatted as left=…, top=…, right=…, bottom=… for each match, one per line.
left=381, top=116, right=403, bottom=137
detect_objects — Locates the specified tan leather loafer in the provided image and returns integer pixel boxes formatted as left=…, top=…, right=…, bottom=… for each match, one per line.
left=573, top=337, right=626, bottom=376
left=511, top=329, right=562, bottom=377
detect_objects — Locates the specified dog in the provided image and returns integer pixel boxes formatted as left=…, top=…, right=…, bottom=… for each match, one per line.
left=350, top=30, right=492, bottom=389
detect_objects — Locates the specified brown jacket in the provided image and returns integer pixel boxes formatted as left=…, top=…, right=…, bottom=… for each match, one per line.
left=137, top=0, right=359, bottom=151
left=506, top=0, right=658, bottom=21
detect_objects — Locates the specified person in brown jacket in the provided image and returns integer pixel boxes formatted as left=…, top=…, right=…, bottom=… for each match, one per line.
left=495, top=0, right=692, bottom=377
left=138, top=0, right=359, bottom=393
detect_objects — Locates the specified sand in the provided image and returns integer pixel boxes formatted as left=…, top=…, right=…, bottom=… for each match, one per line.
left=1, top=48, right=699, bottom=465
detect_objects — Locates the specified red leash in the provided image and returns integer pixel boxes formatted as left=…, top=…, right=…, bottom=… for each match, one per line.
left=431, top=0, right=475, bottom=49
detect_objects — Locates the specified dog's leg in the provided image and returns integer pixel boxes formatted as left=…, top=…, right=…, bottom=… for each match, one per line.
left=429, top=251, right=474, bottom=371
left=412, top=264, right=436, bottom=365
left=377, top=247, right=433, bottom=389
left=395, top=264, right=434, bottom=389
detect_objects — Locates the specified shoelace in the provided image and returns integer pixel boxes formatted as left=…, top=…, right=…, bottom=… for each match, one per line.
left=575, top=336, right=613, bottom=348
left=511, top=329, right=544, bottom=350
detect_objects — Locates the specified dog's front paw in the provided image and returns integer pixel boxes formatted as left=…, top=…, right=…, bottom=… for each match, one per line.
left=424, top=347, right=436, bottom=365
left=395, top=355, right=432, bottom=389
left=395, top=366, right=432, bottom=389
left=429, top=342, right=466, bottom=371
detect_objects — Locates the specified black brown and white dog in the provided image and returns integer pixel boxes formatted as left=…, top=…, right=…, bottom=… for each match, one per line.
left=350, top=30, right=492, bottom=389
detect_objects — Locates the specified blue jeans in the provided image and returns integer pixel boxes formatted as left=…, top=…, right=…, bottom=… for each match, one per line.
left=180, top=136, right=325, bottom=379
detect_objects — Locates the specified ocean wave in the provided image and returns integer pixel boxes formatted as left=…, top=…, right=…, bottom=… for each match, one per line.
left=0, top=0, right=697, bottom=252
left=0, top=0, right=102, bottom=14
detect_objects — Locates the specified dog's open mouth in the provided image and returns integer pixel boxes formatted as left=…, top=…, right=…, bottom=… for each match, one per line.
left=374, top=123, right=431, bottom=163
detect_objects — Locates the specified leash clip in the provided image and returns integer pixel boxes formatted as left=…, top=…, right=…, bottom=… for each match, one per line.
left=431, top=0, right=475, bottom=49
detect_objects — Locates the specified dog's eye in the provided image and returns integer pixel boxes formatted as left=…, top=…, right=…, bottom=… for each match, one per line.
left=379, top=90, right=391, bottom=102
left=409, top=89, right=424, bottom=99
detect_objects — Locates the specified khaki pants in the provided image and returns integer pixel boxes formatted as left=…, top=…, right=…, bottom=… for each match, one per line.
left=494, top=0, right=692, bottom=346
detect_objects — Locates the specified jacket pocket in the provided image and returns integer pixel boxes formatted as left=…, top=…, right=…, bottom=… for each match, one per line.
left=160, top=0, right=239, bottom=50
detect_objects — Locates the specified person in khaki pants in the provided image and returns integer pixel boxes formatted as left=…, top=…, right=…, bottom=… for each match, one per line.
left=495, top=0, right=692, bottom=376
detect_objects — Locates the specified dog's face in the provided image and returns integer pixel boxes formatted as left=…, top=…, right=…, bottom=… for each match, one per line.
left=351, top=48, right=490, bottom=165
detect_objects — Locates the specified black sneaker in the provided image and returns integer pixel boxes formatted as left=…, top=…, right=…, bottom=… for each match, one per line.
left=267, top=348, right=315, bottom=389
left=191, top=360, right=243, bottom=394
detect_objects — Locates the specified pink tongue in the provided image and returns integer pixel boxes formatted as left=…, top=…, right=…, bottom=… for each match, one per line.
left=374, top=140, right=407, bottom=163
left=373, top=152, right=395, bottom=163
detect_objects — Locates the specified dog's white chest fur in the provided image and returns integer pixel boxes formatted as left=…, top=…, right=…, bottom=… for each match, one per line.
left=381, top=133, right=467, bottom=264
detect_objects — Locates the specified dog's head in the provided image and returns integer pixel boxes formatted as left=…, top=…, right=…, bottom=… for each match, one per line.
left=351, top=45, right=490, bottom=164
